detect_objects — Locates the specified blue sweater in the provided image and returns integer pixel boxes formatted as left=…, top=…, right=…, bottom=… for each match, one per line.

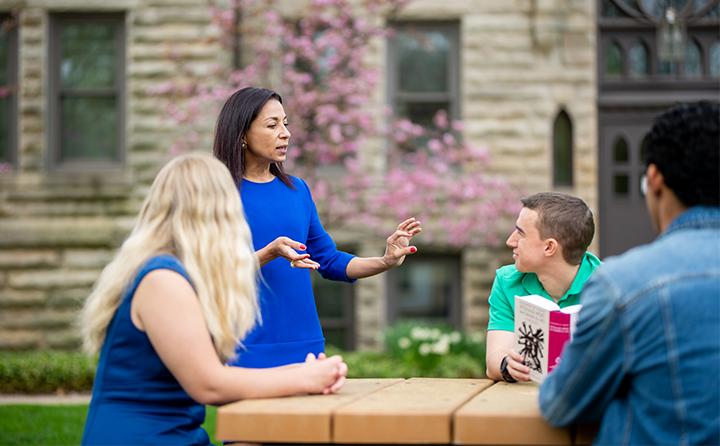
left=228, top=176, right=355, bottom=368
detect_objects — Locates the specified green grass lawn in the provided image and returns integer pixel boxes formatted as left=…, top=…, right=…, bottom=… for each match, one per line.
left=0, top=404, right=219, bottom=446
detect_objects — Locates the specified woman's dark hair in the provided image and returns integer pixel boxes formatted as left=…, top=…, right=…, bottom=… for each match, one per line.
left=213, top=87, right=293, bottom=188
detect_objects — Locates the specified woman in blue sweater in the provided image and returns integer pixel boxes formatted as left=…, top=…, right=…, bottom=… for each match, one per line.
left=214, top=87, right=422, bottom=368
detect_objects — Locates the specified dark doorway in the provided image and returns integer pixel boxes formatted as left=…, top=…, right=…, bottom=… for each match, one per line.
left=599, top=109, right=657, bottom=257
left=598, top=0, right=720, bottom=257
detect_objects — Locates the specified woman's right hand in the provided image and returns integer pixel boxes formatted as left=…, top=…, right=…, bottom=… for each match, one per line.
left=302, top=353, right=347, bottom=394
left=257, top=236, right=320, bottom=269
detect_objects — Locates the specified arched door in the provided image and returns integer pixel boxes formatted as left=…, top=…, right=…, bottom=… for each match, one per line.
left=598, top=0, right=720, bottom=257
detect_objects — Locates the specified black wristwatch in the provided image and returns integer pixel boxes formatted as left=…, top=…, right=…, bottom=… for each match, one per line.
left=500, top=356, right=517, bottom=383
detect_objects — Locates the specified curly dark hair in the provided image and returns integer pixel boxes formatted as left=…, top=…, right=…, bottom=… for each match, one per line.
left=644, top=101, right=720, bottom=207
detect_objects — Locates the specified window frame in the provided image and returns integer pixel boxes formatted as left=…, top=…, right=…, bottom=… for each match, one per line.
left=312, top=244, right=357, bottom=350
left=48, top=12, right=126, bottom=170
left=387, top=21, right=461, bottom=124
left=552, top=109, right=574, bottom=188
left=1, top=12, right=18, bottom=166
left=598, top=3, right=720, bottom=89
left=386, top=252, right=462, bottom=328
left=313, top=276, right=356, bottom=351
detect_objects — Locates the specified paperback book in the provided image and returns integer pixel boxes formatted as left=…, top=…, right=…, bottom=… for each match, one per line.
left=514, top=294, right=582, bottom=383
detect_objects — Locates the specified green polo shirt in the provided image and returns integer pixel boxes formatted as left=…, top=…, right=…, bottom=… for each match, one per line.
left=487, top=252, right=602, bottom=332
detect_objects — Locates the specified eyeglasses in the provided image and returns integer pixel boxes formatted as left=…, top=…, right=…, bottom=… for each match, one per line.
left=640, top=174, right=647, bottom=196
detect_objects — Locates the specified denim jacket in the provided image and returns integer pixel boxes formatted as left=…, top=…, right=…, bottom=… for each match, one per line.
left=539, top=206, right=720, bottom=446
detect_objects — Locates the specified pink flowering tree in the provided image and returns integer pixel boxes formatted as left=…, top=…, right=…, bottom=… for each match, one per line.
left=334, top=113, right=521, bottom=247
left=153, top=0, right=521, bottom=247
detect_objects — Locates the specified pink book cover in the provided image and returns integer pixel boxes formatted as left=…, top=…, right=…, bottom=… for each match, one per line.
left=547, top=311, right=572, bottom=373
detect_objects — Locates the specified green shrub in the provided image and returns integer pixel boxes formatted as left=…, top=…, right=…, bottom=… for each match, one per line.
left=382, top=321, right=485, bottom=375
left=336, top=348, right=485, bottom=379
left=0, top=351, right=96, bottom=394
left=325, top=322, right=486, bottom=379
left=0, top=336, right=485, bottom=394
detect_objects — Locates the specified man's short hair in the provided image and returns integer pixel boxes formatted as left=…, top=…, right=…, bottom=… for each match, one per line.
left=521, top=192, right=595, bottom=265
left=644, top=101, right=720, bottom=207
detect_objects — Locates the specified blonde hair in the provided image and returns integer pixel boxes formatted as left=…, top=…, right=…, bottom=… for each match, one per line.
left=81, top=153, right=259, bottom=362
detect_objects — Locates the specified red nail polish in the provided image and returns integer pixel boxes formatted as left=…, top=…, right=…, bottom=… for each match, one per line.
left=410, top=247, right=417, bottom=253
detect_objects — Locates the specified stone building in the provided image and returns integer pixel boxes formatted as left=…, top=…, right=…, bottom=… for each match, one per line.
left=0, top=0, right=717, bottom=351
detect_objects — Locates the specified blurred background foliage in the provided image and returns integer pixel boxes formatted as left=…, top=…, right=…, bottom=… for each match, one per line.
left=0, top=322, right=485, bottom=394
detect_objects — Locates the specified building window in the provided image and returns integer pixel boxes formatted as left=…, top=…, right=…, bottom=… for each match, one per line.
left=600, top=1, right=719, bottom=80
left=49, top=13, right=125, bottom=167
left=710, top=41, right=720, bottom=77
left=613, top=135, right=629, bottom=163
left=611, top=135, right=630, bottom=197
left=388, top=22, right=460, bottom=127
left=628, top=40, right=650, bottom=78
left=606, top=41, right=624, bottom=76
left=313, top=246, right=355, bottom=350
left=387, top=254, right=461, bottom=327
left=553, top=109, right=573, bottom=187
left=685, top=39, right=703, bottom=77
left=0, top=14, right=17, bottom=166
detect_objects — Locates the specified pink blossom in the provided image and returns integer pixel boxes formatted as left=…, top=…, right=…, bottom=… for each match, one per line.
left=153, top=0, right=520, bottom=247
left=427, top=139, right=443, bottom=153
left=451, top=120, right=465, bottom=132
left=433, top=110, right=449, bottom=129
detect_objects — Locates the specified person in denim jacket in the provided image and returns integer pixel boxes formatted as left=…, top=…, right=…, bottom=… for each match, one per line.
left=539, top=101, right=720, bottom=445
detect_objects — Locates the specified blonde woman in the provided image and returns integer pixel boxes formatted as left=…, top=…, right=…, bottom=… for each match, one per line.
left=81, top=153, right=347, bottom=445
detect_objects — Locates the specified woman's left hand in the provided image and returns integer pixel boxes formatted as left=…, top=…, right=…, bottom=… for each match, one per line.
left=382, top=217, right=422, bottom=268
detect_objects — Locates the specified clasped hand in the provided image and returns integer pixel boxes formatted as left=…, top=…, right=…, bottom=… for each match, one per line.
left=303, top=352, right=347, bottom=394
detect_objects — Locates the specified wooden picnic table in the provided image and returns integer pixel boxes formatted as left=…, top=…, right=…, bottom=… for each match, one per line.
left=216, top=378, right=596, bottom=445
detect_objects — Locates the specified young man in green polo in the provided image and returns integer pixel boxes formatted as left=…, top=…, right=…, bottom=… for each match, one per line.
left=485, top=192, right=601, bottom=383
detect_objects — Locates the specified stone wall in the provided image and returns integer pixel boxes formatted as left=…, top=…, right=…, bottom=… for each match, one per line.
left=0, top=0, right=597, bottom=351
left=0, top=0, right=222, bottom=349
left=348, top=0, right=597, bottom=347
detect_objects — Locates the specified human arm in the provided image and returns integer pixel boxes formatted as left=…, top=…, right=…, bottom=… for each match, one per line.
left=485, top=273, right=531, bottom=382
left=539, top=272, right=626, bottom=426
left=345, top=217, right=422, bottom=279
left=131, top=270, right=346, bottom=405
left=255, top=236, right=320, bottom=269
left=486, top=331, right=531, bottom=382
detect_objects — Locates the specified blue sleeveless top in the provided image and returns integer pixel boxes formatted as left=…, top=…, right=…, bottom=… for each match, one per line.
left=82, top=255, right=210, bottom=445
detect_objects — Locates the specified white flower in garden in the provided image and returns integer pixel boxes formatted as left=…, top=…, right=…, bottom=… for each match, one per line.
left=419, top=343, right=431, bottom=356
left=430, top=328, right=441, bottom=340
left=398, top=337, right=411, bottom=349
left=411, top=327, right=430, bottom=341
left=410, top=327, right=421, bottom=340
left=449, top=331, right=461, bottom=344
left=432, top=337, right=450, bottom=355
left=470, top=332, right=484, bottom=343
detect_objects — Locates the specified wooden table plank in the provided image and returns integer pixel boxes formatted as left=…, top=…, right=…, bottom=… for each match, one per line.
left=216, top=378, right=403, bottom=443
left=454, top=382, right=571, bottom=445
left=333, top=377, right=493, bottom=444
